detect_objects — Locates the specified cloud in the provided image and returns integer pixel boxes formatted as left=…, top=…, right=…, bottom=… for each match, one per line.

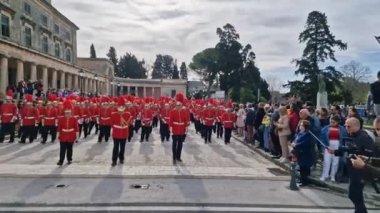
left=53, top=0, right=380, bottom=82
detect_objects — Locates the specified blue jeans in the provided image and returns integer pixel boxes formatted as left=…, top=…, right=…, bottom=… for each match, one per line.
left=263, top=126, right=270, bottom=150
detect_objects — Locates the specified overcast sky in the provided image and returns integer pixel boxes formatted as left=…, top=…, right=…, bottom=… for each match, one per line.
left=53, top=0, right=380, bottom=84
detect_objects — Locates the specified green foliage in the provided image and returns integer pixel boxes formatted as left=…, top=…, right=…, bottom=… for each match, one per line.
left=180, top=62, right=188, bottom=80
left=118, top=53, right=147, bottom=79
left=152, top=55, right=178, bottom=79
left=190, top=23, right=270, bottom=102
left=90, top=43, right=97, bottom=58
left=286, top=11, right=347, bottom=103
left=106, top=46, right=118, bottom=76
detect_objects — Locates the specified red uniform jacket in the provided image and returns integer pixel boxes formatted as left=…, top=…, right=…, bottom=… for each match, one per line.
left=111, top=112, right=131, bottom=139
left=81, top=106, right=91, bottom=123
left=169, top=109, right=189, bottom=135
left=202, top=108, right=216, bottom=126
left=56, top=106, right=65, bottom=120
left=141, top=109, right=153, bottom=126
left=36, top=106, right=46, bottom=123
left=221, top=112, right=236, bottom=129
left=43, top=107, right=57, bottom=126
left=90, top=106, right=99, bottom=122
left=99, top=107, right=112, bottom=126
left=73, top=105, right=82, bottom=121
left=160, top=108, right=171, bottom=124
left=58, top=116, right=79, bottom=143
left=216, top=109, right=224, bottom=122
left=20, top=107, right=39, bottom=126
left=0, top=103, right=18, bottom=123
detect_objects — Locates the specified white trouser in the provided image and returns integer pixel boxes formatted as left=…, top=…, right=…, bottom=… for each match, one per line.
left=321, top=140, right=340, bottom=179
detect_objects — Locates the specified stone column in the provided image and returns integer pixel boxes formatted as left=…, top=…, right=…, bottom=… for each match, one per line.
left=67, top=73, right=73, bottom=91
left=106, top=81, right=110, bottom=96
left=0, top=55, right=9, bottom=94
left=152, top=87, right=155, bottom=98
left=52, top=69, right=57, bottom=89
left=16, top=59, right=24, bottom=83
left=143, top=87, right=146, bottom=97
left=73, top=74, right=79, bottom=91
left=60, top=71, right=66, bottom=89
left=42, top=66, right=48, bottom=92
left=30, top=63, right=37, bottom=82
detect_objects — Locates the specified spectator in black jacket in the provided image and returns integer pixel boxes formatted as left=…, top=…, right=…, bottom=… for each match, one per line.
left=370, top=71, right=380, bottom=116
left=328, top=117, right=374, bottom=213
left=254, top=103, right=265, bottom=147
left=245, top=104, right=255, bottom=144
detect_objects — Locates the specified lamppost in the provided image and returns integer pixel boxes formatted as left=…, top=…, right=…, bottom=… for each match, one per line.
left=79, top=69, right=84, bottom=97
left=94, top=74, right=98, bottom=97
left=375, top=36, right=380, bottom=44
left=117, top=82, right=121, bottom=96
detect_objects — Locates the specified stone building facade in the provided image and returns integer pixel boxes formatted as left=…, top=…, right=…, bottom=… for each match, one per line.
left=0, top=0, right=110, bottom=95
left=112, top=78, right=187, bottom=98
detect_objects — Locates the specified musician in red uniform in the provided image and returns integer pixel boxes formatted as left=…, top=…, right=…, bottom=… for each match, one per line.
left=57, top=100, right=79, bottom=166
left=41, top=94, right=58, bottom=143
left=216, top=102, right=225, bottom=139
left=126, top=101, right=136, bottom=142
left=98, top=98, right=112, bottom=143
left=201, top=101, right=216, bottom=144
left=88, top=100, right=99, bottom=135
left=159, top=102, right=171, bottom=142
left=0, top=93, right=18, bottom=143
left=111, top=98, right=132, bottom=166
left=34, top=97, right=45, bottom=139
left=169, top=93, right=189, bottom=165
left=80, top=100, right=91, bottom=138
left=221, top=101, right=236, bottom=144
left=20, top=95, right=40, bottom=143
left=140, top=103, right=153, bottom=142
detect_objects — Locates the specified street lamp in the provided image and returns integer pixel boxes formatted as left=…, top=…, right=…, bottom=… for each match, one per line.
left=79, top=69, right=84, bottom=97
left=94, top=74, right=98, bottom=97
left=117, top=82, right=121, bottom=96
left=375, top=36, right=380, bottom=44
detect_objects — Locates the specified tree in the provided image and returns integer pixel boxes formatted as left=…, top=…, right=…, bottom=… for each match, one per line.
left=180, top=62, right=188, bottom=80
left=172, top=63, right=179, bottom=79
left=106, top=46, right=118, bottom=77
left=285, top=11, right=347, bottom=103
left=189, top=48, right=220, bottom=97
left=341, top=60, right=371, bottom=82
left=151, top=54, right=177, bottom=79
left=190, top=23, right=270, bottom=102
left=90, top=44, right=97, bottom=58
left=118, top=53, right=147, bottom=79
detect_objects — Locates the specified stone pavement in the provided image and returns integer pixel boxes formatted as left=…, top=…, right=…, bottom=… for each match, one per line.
left=0, top=127, right=288, bottom=179
left=231, top=134, right=380, bottom=207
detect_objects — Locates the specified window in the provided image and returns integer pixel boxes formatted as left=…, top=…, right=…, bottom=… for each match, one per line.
left=25, top=27, right=32, bottom=47
left=65, top=48, right=71, bottom=62
left=54, top=24, right=59, bottom=34
left=42, top=36, right=48, bottom=53
left=41, top=14, right=48, bottom=27
left=24, top=2, right=31, bottom=15
left=55, top=43, right=60, bottom=57
left=1, top=15, right=10, bottom=37
left=65, top=30, right=71, bottom=41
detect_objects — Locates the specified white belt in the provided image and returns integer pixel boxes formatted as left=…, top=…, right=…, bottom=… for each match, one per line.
left=25, top=117, right=35, bottom=119
left=224, top=121, right=233, bottom=123
left=173, top=122, right=185, bottom=125
left=62, top=129, right=74, bottom=132
left=113, top=125, right=128, bottom=129
left=205, top=118, right=213, bottom=120
left=45, top=117, right=55, bottom=120
left=101, top=117, right=110, bottom=120
left=3, top=113, right=13, bottom=116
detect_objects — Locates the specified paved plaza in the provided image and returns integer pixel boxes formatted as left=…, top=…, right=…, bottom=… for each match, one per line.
left=0, top=127, right=286, bottom=179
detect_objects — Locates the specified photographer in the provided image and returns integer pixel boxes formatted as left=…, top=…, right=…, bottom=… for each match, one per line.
left=328, top=117, right=375, bottom=213
left=351, top=155, right=380, bottom=179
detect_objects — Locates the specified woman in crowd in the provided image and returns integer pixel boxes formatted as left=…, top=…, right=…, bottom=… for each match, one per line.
left=320, top=115, right=347, bottom=182
left=236, top=104, right=246, bottom=137
left=291, top=120, right=314, bottom=187
left=274, top=106, right=291, bottom=163
left=347, top=107, right=363, bottom=129
left=288, top=103, right=300, bottom=140
left=318, top=107, right=330, bottom=128
left=262, top=104, right=272, bottom=152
